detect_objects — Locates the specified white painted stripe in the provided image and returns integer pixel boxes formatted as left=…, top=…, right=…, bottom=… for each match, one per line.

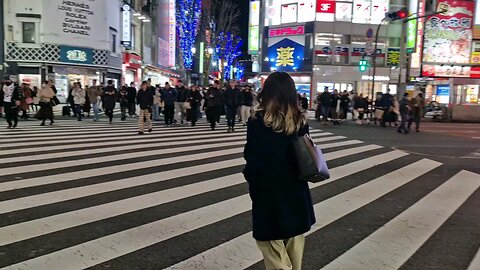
left=321, top=170, right=480, bottom=270
left=0, top=195, right=252, bottom=270
left=0, top=138, right=349, bottom=193
left=0, top=174, right=246, bottom=246
left=0, top=150, right=245, bottom=210
left=467, top=247, right=480, bottom=270
left=0, top=151, right=409, bottom=270
left=0, top=132, right=247, bottom=155
left=0, top=145, right=380, bottom=245
left=3, top=129, right=247, bottom=148
left=0, top=132, right=329, bottom=167
left=0, top=127, right=247, bottom=143
left=168, top=158, right=439, bottom=270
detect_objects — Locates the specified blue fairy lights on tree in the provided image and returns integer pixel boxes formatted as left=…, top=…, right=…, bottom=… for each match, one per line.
left=216, top=32, right=242, bottom=80
left=176, top=0, right=202, bottom=70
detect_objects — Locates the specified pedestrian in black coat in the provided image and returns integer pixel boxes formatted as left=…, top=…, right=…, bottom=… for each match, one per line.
left=223, top=80, right=243, bottom=132
left=205, top=80, right=223, bottom=130
left=243, top=72, right=315, bottom=270
left=103, top=80, right=117, bottom=123
left=187, top=85, right=202, bottom=126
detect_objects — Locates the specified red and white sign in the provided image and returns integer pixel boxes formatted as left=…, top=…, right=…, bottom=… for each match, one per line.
left=268, top=26, right=305, bottom=37
left=316, top=0, right=335, bottom=13
left=422, top=0, right=474, bottom=64
left=470, top=67, right=480, bottom=78
left=123, top=53, right=143, bottom=69
left=422, top=65, right=471, bottom=77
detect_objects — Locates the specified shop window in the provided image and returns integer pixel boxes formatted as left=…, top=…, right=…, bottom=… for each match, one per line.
left=22, top=22, right=35, bottom=43
left=464, top=85, right=480, bottom=104
left=111, top=33, right=117, bottom=53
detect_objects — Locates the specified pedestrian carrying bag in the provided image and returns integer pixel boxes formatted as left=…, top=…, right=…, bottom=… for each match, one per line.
left=183, top=101, right=192, bottom=110
left=51, top=96, right=60, bottom=106
left=292, top=134, right=330, bottom=183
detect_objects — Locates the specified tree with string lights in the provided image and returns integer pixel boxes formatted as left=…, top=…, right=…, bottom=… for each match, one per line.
left=176, top=0, right=202, bottom=83
left=216, top=32, right=242, bottom=80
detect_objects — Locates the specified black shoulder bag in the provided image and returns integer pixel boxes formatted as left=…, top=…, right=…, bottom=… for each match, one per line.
left=292, top=133, right=330, bottom=183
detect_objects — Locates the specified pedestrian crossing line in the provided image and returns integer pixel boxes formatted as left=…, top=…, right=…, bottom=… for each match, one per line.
left=0, top=133, right=335, bottom=169
left=0, top=132, right=338, bottom=174
left=0, top=151, right=409, bottom=270
left=0, top=126, right=252, bottom=143
left=0, top=147, right=245, bottom=198
left=467, top=247, right=480, bottom=270
left=0, top=144, right=383, bottom=246
left=0, top=195, right=253, bottom=270
left=0, top=122, right=224, bottom=135
left=321, top=170, right=480, bottom=270
left=167, top=158, right=439, bottom=270
left=0, top=141, right=247, bottom=175
left=0, top=132, right=247, bottom=155
left=315, top=140, right=363, bottom=149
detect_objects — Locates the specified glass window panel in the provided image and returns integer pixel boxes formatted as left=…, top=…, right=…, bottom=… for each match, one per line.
left=22, top=22, right=35, bottom=43
left=335, top=2, right=353, bottom=22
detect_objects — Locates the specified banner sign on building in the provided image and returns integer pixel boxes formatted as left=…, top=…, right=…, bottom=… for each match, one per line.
left=387, top=48, right=400, bottom=66
left=406, top=0, right=418, bottom=51
left=316, top=45, right=385, bottom=57
left=121, top=4, right=131, bottom=47
left=422, top=0, right=474, bottom=64
left=316, top=0, right=335, bottom=22
left=266, top=36, right=305, bottom=72
left=60, top=46, right=94, bottom=65
left=422, top=64, right=471, bottom=77
left=268, top=26, right=305, bottom=37
left=248, top=0, right=261, bottom=54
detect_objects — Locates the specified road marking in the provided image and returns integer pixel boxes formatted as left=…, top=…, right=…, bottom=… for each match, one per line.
left=168, top=156, right=437, bottom=270
left=0, top=151, right=408, bottom=270
left=321, top=170, right=480, bottom=270
left=467, top=247, right=480, bottom=270
left=0, top=145, right=381, bottom=246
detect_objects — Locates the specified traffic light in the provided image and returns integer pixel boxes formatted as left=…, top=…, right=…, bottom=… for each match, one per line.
left=385, top=9, right=408, bottom=21
left=359, top=59, right=368, bottom=72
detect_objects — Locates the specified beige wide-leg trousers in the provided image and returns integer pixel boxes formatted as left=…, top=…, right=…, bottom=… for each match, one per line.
left=256, top=234, right=305, bottom=270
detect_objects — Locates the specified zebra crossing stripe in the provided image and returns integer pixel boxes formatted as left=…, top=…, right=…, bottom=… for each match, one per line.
left=0, top=195, right=252, bottom=270
left=321, top=170, right=480, bottom=270
left=467, top=247, right=480, bottom=270
left=167, top=158, right=441, bottom=270
left=0, top=144, right=382, bottom=246
left=0, top=135, right=334, bottom=193
left=0, top=151, right=408, bottom=269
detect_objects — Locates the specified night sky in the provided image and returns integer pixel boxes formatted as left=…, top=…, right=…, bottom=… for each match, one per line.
left=237, top=0, right=250, bottom=53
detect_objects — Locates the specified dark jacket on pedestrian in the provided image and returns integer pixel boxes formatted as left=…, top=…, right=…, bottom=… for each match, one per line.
left=103, top=85, right=117, bottom=110
left=319, top=91, right=332, bottom=107
left=127, top=86, right=137, bottom=103
left=242, top=90, right=254, bottom=107
left=243, top=113, right=316, bottom=241
left=161, top=87, right=177, bottom=105
left=223, top=86, right=243, bottom=107
left=399, top=97, right=410, bottom=115
left=187, top=90, right=202, bottom=107
left=205, top=87, right=223, bottom=107
left=176, top=86, right=188, bottom=102
left=137, top=88, right=154, bottom=110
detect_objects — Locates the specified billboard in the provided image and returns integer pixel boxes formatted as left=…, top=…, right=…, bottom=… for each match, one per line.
left=316, top=0, right=335, bottom=22
left=406, top=0, right=419, bottom=51
left=422, top=0, right=474, bottom=64
left=248, top=0, right=261, bottom=54
left=265, top=35, right=305, bottom=72
left=157, top=0, right=176, bottom=67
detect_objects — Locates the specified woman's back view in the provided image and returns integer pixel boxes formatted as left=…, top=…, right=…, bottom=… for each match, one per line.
left=243, top=72, right=316, bottom=270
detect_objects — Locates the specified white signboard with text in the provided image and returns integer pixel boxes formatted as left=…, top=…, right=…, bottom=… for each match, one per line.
left=42, top=0, right=108, bottom=49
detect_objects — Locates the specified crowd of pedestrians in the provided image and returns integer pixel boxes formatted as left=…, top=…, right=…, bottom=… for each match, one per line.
left=312, top=87, right=425, bottom=134
left=0, top=76, right=258, bottom=134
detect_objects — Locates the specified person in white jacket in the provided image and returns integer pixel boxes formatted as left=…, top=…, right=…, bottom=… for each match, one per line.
left=72, top=82, right=86, bottom=121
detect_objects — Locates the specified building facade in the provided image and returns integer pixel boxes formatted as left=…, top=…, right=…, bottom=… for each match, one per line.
left=3, top=0, right=124, bottom=101
left=250, top=0, right=405, bottom=104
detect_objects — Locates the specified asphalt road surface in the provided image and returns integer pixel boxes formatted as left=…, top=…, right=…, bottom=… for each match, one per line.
left=0, top=116, right=479, bottom=270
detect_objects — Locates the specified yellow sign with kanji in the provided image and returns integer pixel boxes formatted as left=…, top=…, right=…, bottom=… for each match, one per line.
left=387, top=48, right=400, bottom=66
left=276, top=47, right=294, bottom=67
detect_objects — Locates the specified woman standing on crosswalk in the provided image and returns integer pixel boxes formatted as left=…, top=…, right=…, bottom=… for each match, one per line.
left=36, top=80, right=55, bottom=126
left=243, top=72, right=315, bottom=270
